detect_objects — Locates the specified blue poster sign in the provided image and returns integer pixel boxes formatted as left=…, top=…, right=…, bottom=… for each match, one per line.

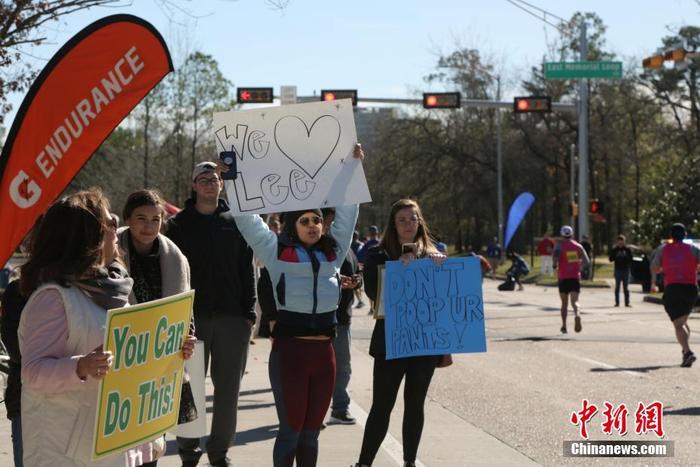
left=383, top=257, right=487, bottom=360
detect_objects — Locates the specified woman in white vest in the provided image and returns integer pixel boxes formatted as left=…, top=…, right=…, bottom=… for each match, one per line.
left=18, top=190, right=194, bottom=466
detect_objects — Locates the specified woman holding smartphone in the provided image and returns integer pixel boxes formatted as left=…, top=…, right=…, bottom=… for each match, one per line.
left=231, top=144, right=364, bottom=467
left=354, top=198, right=445, bottom=467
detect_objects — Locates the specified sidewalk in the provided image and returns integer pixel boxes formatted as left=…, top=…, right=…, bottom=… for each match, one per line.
left=1, top=327, right=538, bottom=466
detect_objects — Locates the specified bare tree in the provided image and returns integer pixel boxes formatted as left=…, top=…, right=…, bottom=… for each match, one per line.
left=0, top=0, right=128, bottom=123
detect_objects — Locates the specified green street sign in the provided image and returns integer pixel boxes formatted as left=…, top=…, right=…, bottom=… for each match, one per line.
left=544, top=61, right=623, bottom=79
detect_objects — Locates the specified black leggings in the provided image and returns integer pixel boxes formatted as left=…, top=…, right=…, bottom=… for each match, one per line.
left=359, top=355, right=438, bottom=464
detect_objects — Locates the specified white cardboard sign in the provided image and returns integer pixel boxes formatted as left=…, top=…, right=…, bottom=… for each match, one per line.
left=213, top=99, right=372, bottom=215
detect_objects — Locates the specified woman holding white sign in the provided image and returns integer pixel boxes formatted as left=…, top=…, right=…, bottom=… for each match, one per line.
left=230, top=144, right=363, bottom=467
left=354, top=198, right=445, bottom=467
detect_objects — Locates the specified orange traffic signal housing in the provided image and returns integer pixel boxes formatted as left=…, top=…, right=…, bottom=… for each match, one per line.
left=665, top=48, right=687, bottom=62
left=642, top=54, right=664, bottom=69
left=513, top=96, right=551, bottom=113
left=320, top=89, right=358, bottom=106
left=422, top=92, right=461, bottom=109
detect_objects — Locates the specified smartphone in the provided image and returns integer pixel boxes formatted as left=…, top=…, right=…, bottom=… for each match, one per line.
left=219, top=150, right=238, bottom=180
left=402, top=243, right=418, bottom=255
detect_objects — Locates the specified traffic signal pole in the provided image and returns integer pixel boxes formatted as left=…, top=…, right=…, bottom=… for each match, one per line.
left=496, top=77, right=504, bottom=259
left=578, top=22, right=590, bottom=241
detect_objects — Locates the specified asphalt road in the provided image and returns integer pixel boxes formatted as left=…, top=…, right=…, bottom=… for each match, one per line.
left=352, top=278, right=700, bottom=466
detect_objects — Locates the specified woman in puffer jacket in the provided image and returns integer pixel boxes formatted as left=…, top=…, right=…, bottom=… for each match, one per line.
left=232, top=144, right=363, bottom=467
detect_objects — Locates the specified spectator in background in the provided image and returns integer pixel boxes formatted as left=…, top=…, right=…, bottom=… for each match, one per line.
left=538, top=232, right=555, bottom=275
left=486, top=237, right=502, bottom=279
left=1, top=279, right=28, bottom=467
left=350, top=230, right=364, bottom=257
left=506, top=251, right=530, bottom=291
left=356, top=225, right=380, bottom=264
left=268, top=218, right=282, bottom=236
left=609, top=234, right=633, bottom=307
left=322, top=208, right=362, bottom=426
left=434, top=236, right=448, bottom=254
left=350, top=230, right=366, bottom=309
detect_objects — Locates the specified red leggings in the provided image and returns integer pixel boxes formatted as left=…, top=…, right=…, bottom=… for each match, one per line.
left=269, top=337, right=336, bottom=467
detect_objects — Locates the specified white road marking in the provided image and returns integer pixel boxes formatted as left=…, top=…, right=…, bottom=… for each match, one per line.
left=349, top=400, right=426, bottom=467
left=552, top=349, right=646, bottom=378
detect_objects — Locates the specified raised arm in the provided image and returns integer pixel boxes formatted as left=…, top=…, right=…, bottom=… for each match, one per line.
left=330, top=204, right=359, bottom=261
left=234, top=214, right=279, bottom=269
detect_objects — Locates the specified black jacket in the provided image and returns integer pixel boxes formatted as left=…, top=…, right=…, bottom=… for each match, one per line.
left=1, top=280, right=27, bottom=419
left=337, top=250, right=361, bottom=325
left=363, top=247, right=390, bottom=357
left=166, top=198, right=256, bottom=322
left=257, top=267, right=275, bottom=337
left=609, top=246, right=633, bottom=271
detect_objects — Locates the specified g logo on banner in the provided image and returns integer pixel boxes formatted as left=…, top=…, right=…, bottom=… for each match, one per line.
left=9, top=170, right=42, bottom=209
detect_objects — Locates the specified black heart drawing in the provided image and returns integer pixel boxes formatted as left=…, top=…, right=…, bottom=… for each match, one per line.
left=273, top=115, right=341, bottom=179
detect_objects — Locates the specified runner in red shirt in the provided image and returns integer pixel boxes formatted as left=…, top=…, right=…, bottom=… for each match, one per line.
left=553, top=226, right=590, bottom=334
left=650, top=223, right=700, bottom=367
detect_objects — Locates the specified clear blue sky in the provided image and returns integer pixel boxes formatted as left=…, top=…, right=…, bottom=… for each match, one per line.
left=3, top=0, right=698, bottom=126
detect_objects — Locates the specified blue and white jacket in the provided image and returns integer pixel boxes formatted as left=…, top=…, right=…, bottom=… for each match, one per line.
left=234, top=204, right=358, bottom=336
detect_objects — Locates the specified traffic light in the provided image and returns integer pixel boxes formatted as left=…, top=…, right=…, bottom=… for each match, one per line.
left=422, top=92, right=461, bottom=109
left=665, top=47, right=687, bottom=62
left=237, top=87, right=274, bottom=103
left=320, top=89, right=358, bottom=106
left=589, top=199, right=604, bottom=214
left=569, top=202, right=578, bottom=217
left=513, top=96, right=551, bottom=113
left=642, top=54, right=664, bottom=69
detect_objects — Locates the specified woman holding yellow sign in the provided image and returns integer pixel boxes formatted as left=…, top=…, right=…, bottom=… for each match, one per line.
left=117, top=189, right=197, bottom=466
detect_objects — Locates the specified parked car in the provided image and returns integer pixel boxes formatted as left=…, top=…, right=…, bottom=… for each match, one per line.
left=628, top=245, right=653, bottom=292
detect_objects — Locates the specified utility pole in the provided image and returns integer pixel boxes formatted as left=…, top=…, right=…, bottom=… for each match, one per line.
left=578, top=21, right=589, bottom=240
left=496, top=76, right=504, bottom=257
left=570, top=143, right=576, bottom=228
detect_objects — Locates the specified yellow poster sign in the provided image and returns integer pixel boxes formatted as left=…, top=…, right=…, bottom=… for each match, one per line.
left=93, top=290, right=194, bottom=460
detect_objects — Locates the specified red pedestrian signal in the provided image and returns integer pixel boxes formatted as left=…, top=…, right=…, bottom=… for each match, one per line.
left=589, top=199, right=603, bottom=214
left=320, top=89, right=358, bottom=106
left=513, top=96, right=551, bottom=113
left=422, top=92, right=461, bottom=109
left=237, top=87, right=274, bottom=104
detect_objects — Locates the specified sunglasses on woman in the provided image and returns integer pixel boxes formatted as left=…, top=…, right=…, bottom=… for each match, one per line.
left=298, top=216, right=322, bottom=226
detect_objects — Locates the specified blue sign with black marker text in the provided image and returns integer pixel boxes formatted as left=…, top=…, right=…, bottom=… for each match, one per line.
left=383, top=257, right=486, bottom=359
